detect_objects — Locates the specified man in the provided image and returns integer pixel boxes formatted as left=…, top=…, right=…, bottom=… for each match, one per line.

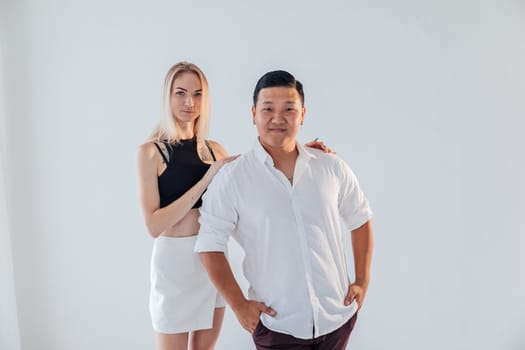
left=195, top=70, right=374, bottom=349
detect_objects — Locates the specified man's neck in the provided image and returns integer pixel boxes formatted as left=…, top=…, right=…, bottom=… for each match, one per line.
left=259, top=138, right=298, bottom=164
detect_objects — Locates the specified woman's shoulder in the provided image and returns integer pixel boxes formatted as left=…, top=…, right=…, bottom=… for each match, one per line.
left=138, top=141, right=156, bottom=154
left=206, top=139, right=228, bottom=158
left=205, top=139, right=223, bottom=147
left=137, top=141, right=168, bottom=162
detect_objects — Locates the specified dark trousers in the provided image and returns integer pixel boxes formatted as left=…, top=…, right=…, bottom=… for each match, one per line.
left=252, top=312, right=358, bottom=350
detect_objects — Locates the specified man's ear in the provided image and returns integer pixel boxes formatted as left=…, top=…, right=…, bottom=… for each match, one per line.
left=252, top=106, right=256, bottom=125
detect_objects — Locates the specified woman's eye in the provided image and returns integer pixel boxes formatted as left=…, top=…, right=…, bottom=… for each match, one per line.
left=175, top=91, right=185, bottom=96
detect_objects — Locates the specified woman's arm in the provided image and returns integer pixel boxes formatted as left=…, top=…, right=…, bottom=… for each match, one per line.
left=137, top=142, right=238, bottom=238
left=136, top=143, right=209, bottom=237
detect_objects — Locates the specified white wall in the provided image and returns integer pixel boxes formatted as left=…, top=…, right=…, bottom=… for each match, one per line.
left=2, top=0, right=524, bottom=349
left=0, top=3, right=22, bottom=347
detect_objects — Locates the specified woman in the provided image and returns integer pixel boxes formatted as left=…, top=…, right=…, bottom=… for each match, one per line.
left=137, top=62, right=331, bottom=350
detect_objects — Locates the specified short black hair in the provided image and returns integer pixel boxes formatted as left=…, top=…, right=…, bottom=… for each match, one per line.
left=253, top=70, right=304, bottom=106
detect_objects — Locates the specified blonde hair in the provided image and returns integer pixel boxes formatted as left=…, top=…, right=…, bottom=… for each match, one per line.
left=148, top=62, right=210, bottom=143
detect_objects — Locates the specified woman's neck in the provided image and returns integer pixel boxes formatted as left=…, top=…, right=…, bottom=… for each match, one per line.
left=176, top=121, right=195, bottom=140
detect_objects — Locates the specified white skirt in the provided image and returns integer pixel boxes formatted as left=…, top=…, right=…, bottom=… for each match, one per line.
left=149, top=235, right=226, bottom=334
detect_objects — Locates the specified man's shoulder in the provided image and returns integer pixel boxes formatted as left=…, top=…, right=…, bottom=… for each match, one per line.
left=306, top=147, right=345, bottom=167
left=214, top=151, right=255, bottom=180
left=306, top=149, right=359, bottom=180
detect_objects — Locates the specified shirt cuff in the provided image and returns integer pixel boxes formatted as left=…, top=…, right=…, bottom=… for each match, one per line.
left=347, top=209, right=374, bottom=231
left=194, top=232, right=228, bottom=253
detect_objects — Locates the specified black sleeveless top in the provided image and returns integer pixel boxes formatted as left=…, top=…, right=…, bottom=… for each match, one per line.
left=153, top=137, right=216, bottom=209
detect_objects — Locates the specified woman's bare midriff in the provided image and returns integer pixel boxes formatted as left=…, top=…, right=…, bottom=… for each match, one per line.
left=159, top=208, right=201, bottom=238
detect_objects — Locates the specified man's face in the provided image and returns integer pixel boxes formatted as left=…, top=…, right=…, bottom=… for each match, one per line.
left=252, top=86, right=305, bottom=149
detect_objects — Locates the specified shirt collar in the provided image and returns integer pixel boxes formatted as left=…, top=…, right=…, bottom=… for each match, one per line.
left=253, top=138, right=318, bottom=165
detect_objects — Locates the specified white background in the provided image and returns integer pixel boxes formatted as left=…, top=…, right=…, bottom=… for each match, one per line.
left=1, top=0, right=524, bottom=349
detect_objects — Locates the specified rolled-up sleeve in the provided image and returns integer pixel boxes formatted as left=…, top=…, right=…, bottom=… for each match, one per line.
left=195, top=166, right=238, bottom=253
left=337, top=159, right=374, bottom=231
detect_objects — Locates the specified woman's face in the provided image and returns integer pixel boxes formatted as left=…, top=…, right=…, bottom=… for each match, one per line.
left=170, top=71, right=202, bottom=125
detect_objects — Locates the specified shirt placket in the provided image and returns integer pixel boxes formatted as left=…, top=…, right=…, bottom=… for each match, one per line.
left=291, top=157, right=321, bottom=338
left=265, top=154, right=320, bottom=338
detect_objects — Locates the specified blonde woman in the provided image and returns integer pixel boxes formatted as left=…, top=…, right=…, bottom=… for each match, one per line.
left=137, top=62, right=332, bottom=350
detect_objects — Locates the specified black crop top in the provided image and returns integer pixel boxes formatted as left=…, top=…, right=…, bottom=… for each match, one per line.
left=153, top=137, right=216, bottom=209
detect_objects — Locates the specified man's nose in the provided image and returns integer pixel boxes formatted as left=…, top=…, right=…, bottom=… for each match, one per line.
left=271, top=111, right=285, bottom=123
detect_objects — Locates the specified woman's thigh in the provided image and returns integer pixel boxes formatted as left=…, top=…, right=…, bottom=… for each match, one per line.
left=190, top=307, right=226, bottom=350
left=155, top=332, right=189, bottom=350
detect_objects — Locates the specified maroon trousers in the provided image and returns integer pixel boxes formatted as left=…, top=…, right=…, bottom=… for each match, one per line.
left=252, top=312, right=358, bottom=350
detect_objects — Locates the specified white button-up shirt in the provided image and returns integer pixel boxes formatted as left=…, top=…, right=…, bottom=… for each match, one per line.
left=195, top=139, right=373, bottom=339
